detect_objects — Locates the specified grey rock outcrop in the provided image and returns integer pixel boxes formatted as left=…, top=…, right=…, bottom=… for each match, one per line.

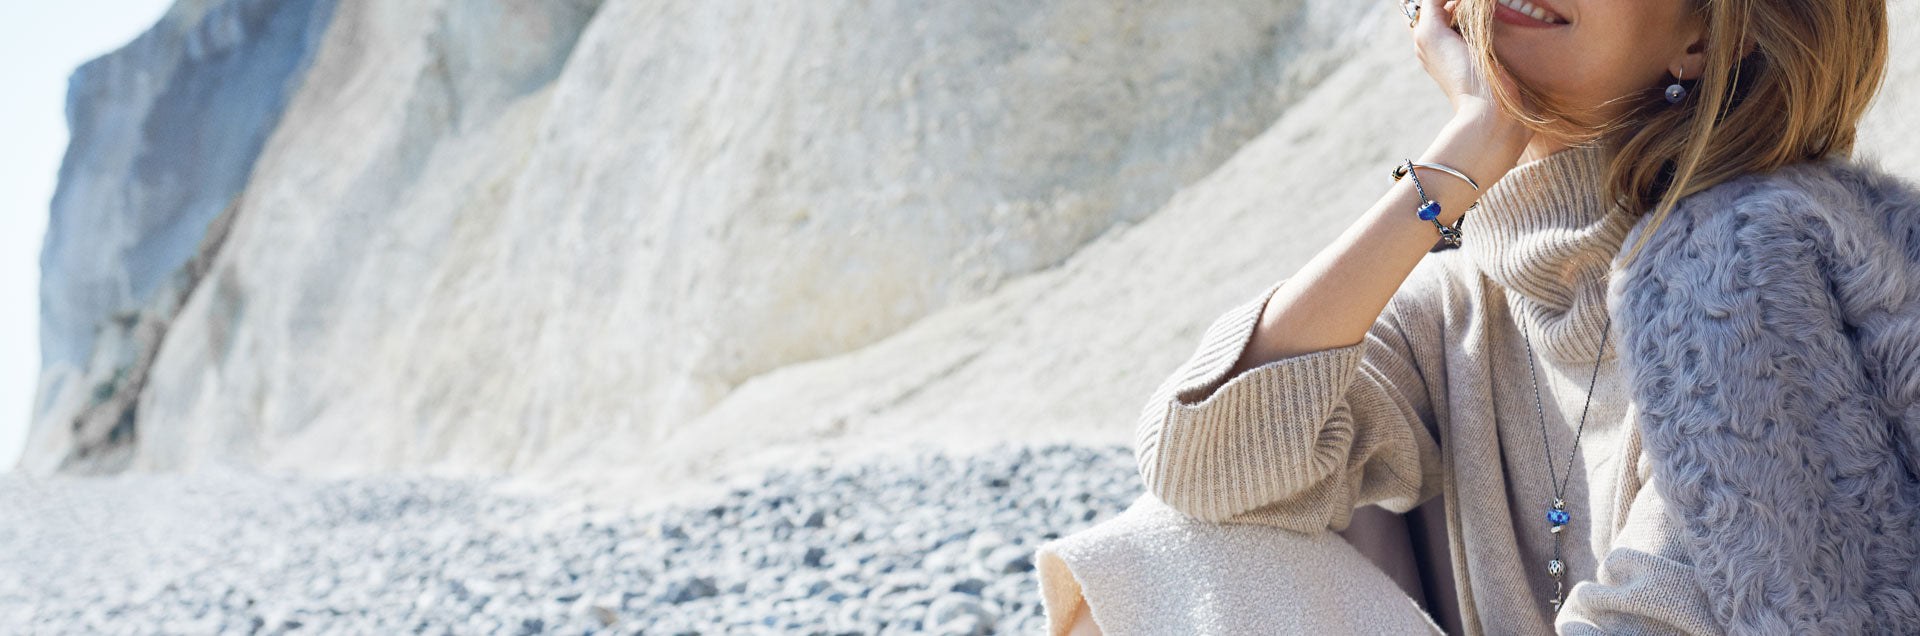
left=26, top=0, right=338, bottom=474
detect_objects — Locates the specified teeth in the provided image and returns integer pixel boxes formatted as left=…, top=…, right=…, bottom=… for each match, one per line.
left=1497, top=0, right=1566, bottom=23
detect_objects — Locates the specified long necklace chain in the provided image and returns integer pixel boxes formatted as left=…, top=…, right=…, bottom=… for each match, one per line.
left=1518, top=311, right=1612, bottom=615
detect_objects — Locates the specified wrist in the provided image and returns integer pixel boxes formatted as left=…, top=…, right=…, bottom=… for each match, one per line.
left=1422, top=110, right=1531, bottom=187
left=1449, top=105, right=1532, bottom=151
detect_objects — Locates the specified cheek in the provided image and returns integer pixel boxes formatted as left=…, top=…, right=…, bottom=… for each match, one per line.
left=1493, top=30, right=1645, bottom=112
left=1492, top=36, right=1584, bottom=98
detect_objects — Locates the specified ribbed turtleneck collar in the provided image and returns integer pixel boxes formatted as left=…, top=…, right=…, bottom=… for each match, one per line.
left=1463, top=144, right=1636, bottom=363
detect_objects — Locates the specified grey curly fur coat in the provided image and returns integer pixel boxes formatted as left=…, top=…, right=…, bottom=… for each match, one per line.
left=1608, top=155, right=1920, bottom=633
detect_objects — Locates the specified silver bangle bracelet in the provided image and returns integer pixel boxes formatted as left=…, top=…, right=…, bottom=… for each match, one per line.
left=1392, top=161, right=1480, bottom=190
left=1395, top=159, right=1471, bottom=247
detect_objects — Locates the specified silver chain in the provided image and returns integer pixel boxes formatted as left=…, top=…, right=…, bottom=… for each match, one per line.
left=1518, top=309, right=1613, bottom=614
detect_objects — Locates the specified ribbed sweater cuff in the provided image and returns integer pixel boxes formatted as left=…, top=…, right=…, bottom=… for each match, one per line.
left=1143, top=277, right=1369, bottom=522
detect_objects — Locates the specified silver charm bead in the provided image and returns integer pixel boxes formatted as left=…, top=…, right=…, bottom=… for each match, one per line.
left=1547, top=559, right=1565, bottom=577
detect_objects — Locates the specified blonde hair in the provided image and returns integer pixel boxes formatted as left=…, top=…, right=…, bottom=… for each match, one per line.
left=1454, top=0, right=1891, bottom=266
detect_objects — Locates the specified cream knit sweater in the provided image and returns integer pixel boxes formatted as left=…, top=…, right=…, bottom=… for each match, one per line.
left=1035, top=145, right=1722, bottom=635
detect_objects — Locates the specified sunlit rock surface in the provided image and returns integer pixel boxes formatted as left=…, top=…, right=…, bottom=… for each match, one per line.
left=25, top=0, right=1377, bottom=478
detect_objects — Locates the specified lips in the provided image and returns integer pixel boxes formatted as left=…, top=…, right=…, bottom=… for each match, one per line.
left=1495, top=0, right=1569, bottom=25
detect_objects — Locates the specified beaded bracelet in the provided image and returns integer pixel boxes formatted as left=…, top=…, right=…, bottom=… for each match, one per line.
left=1393, top=159, right=1475, bottom=246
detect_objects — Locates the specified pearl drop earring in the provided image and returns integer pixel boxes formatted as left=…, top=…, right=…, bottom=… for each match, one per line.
left=1665, top=69, right=1688, bottom=104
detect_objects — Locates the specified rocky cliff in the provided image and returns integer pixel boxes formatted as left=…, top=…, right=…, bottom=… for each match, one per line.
left=27, top=0, right=1920, bottom=508
left=25, top=0, right=1375, bottom=482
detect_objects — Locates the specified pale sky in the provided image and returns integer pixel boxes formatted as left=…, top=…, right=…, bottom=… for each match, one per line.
left=1, top=1, right=176, bottom=472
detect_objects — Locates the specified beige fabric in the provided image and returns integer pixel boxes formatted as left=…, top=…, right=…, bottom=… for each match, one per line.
left=1034, top=145, right=1723, bottom=635
left=1035, top=491, right=1446, bottom=635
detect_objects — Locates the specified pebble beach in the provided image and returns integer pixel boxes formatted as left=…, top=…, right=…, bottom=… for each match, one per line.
left=0, top=442, right=1139, bottom=635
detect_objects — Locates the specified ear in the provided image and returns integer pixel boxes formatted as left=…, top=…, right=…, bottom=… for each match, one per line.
left=1669, top=21, right=1710, bottom=80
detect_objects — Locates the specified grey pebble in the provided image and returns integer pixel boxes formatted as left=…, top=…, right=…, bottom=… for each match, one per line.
left=927, top=594, right=996, bottom=636
left=661, top=576, right=719, bottom=604
left=987, top=544, right=1036, bottom=574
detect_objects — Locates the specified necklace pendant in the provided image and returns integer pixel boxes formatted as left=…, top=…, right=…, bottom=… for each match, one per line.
left=1548, top=498, right=1571, bottom=528
left=1547, top=558, right=1565, bottom=578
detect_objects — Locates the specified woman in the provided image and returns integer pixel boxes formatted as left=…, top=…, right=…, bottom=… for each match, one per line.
left=1034, top=0, right=1918, bottom=633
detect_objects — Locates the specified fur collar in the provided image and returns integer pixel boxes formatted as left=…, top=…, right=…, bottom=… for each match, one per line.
left=1608, top=155, right=1920, bottom=633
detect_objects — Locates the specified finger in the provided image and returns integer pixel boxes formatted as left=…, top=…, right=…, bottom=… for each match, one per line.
left=1417, top=0, right=1455, bottom=32
left=1413, top=0, right=1465, bottom=47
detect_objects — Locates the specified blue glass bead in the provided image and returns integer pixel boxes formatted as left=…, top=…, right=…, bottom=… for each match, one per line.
left=1417, top=200, right=1441, bottom=221
left=1548, top=508, right=1571, bottom=525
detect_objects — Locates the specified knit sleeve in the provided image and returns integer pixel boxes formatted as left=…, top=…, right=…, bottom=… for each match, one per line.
left=1133, top=269, right=1446, bottom=532
left=1555, top=456, right=1721, bottom=636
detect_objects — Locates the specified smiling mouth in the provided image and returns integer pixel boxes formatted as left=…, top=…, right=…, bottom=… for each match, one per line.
left=1495, top=0, right=1569, bottom=24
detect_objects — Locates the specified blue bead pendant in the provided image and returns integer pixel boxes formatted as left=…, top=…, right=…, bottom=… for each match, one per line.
left=1548, top=498, right=1570, bottom=531
left=1417, top=200, right=1442, bottom=221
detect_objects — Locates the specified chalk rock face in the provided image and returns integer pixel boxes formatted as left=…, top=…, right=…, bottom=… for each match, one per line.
left=25, top=0, right=338, bottom=474
left=25, top=0, right=1380, bottom=475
